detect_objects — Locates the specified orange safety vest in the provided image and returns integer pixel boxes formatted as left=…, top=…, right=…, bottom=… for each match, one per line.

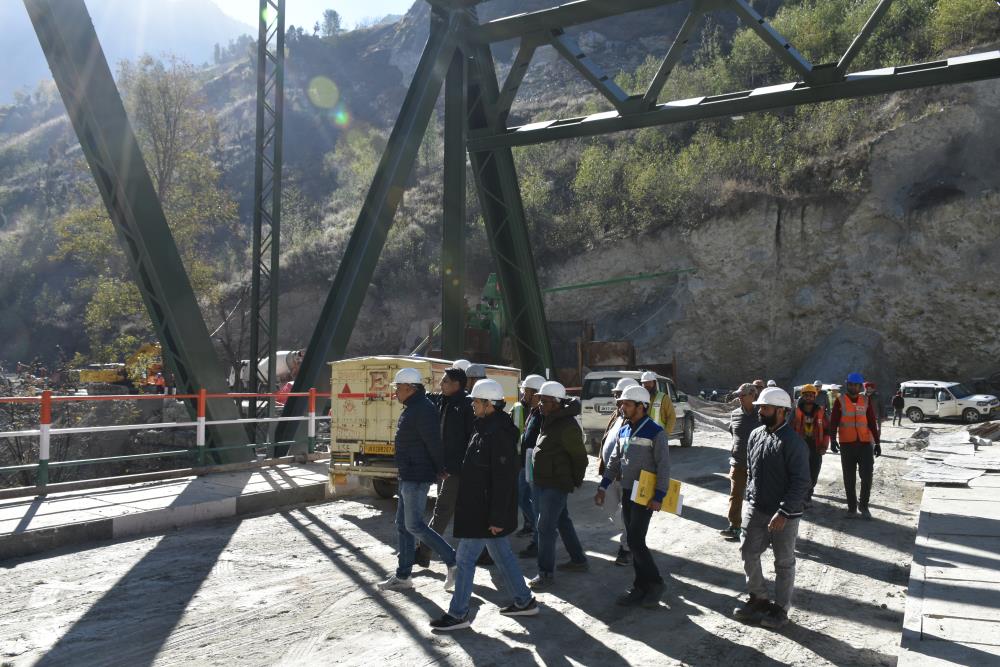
left=838, top=393, right=872, bottom=444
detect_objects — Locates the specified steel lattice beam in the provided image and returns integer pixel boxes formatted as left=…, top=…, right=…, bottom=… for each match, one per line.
left=441, top=49, right=468, bottom=360
left=250, top=0, right=285, bottom=452
left=276, top=9, right=462, bottom=445
left=25, top=0, right=248, bottom=459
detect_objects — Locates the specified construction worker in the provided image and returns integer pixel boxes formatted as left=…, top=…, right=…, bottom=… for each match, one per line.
left=598, top=377, right=640, bottom=564
left=792, top=384, right=826, bottom=508
left=813, top=381, right=831, bottom=415
left=430, top=379, right=539, bottom=631
left=720, top=383, right=759, bottom=540
left=528, top=381, right=589, bottom=589
left=416, top=367, right=475, bottom=567
left=378, top=368, right=457, bottom=592
left=511, top=374, right=545, bottom=542
left=865, top=382, right=884, bottom=421
left=828, top=372, right=881, bottom=519
left=595, top=384, right=671, bottom=608
left=733, top=386, right=810, bottom=629
left=640, top=371, right=676, bottom=439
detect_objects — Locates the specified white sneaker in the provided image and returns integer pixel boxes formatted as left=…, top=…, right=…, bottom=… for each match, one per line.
left=444, top=565, right=458, bottom=592
left=377, top=575, right=414, bottom=591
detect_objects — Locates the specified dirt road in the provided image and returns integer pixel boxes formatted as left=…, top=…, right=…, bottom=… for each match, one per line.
left=1, top=423, right=927, bottom=666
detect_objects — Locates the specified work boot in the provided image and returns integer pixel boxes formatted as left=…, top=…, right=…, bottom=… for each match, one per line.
left=733, top=594, right=771, bottom=623
left=719, top=525, right=740, bottom=540
left=616, top=587, right=645, bottom=607
left=556, top=559, right=589, bottom=572
left=641, top=582, right=665, bottom=609
left=760, top=603, right=789, bottom=629
left=518, top=543, right=538, bottom=559
left=614, top=547, right=631, bottom=566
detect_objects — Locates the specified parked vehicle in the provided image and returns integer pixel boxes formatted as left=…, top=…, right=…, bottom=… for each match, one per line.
left=580, top=370, right=694, bottom=448
left=900, top=380, right=1000, bottom=424
left=328, top=356, right=520, bottom=498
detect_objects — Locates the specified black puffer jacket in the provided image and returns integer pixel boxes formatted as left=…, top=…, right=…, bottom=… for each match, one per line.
left=428, top=391, right=475, bottom=474
left=453, top=409, right=520, bottom=539
left=393, top=386, right=444, bottom=482
left=745, top=422, right=810, bottom=519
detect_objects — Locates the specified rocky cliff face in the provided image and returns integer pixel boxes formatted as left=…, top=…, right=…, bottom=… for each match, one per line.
left=540, top=78, right=1000, bottom=390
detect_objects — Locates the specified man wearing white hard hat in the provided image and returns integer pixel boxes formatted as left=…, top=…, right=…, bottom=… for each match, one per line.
left=733, top=386, right=810, bottom=629
left=431, top=379, right=539, bottom=631
left=527, top=381, right=589, bottom=589
left=378, top=368, right=458, bottom=593
left=597, top=377, right=640, bottom=566
left=511, top=374, right=546, bottom=545
left=595, top=384, right=671, bottom=608
left=640, top=371, right=676, bottom=439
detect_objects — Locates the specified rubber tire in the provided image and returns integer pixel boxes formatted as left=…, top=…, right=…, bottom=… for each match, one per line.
left=963, top=408, right=981, bottom=424
left=906, top=407, right=924, bottom=423
left=372, top=478, right=398, bottom=499
left=680, top=416, right=694, bottom=447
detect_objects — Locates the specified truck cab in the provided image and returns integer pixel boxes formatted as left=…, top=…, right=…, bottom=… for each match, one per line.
left=580, top=370, right=693, bottom=449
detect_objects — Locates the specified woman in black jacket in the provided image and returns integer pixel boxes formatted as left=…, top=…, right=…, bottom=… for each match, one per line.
left=430, top=379, right=540, bottom=631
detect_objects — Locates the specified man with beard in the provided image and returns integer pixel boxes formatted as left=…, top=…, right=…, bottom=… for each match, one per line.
left=733, top=387, right=810, bottom=629
left=720, top=383, right=759, bottom=540
left=791, top=384, right=826, bottom=508
left=828, top=373, right=881, bottom=520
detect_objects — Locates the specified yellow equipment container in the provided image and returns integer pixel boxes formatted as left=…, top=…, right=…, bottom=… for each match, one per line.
left=329, top=356, right=520, bottom=498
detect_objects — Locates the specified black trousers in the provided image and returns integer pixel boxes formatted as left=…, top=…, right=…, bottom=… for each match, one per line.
left=622, top=499, right=663, bottom=590
left=808, top=448, right=823, bottom=498
left=840, top=443, right=874, bottom=511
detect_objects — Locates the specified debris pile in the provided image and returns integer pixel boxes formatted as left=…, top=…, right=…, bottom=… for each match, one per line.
left=902, top=422, right=998, bottom=485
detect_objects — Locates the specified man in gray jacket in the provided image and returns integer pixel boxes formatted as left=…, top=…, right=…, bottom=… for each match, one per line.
left=595, top=384, right=671, bottom=609
left=734, top=386, right=810, bottom=629
left=721, top=383, right=759, bottom=540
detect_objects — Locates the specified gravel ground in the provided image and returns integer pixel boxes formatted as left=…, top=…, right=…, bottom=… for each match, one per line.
left=1, top=422, right=932, bottom=666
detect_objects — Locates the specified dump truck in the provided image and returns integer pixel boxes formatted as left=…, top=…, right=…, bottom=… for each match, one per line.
left=329, top=355, right=520, bottom=498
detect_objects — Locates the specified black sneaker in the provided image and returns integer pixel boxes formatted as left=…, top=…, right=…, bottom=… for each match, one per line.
left=641, top=582, right=665, bottom=609
left=614, top=548, right=631, bottom=566
left=733, top=594, right=771, bottom=622
left=760, top=603, right=789, bottom=629
left=500, top=597, right=539, bottom=616
left=616, top=588, right=645, bottom=606
left=845, top=508, right=858, bottom=519
left=516, top=525, right=534, bottom=537
left=518, top=543, right=538, bottom=559
left=414, top=549, right=430, bottom=568
left=860, top=506, right=872, bottom=520
left=430, top=613, right=471, bottom=631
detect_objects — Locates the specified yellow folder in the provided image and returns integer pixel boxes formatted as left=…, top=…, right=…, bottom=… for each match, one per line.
left=630, top=470, right=683, bottom=515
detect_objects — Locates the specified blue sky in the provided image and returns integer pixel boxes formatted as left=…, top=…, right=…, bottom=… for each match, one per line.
left=212, top=0, right=415, bottom=31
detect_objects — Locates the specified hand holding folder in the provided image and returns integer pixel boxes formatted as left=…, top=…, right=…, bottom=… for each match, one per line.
left=630, top=470, right=683, bottom=515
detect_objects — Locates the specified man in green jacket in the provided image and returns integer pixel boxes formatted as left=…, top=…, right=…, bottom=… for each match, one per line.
left=528, top=381, right=589, bottom=589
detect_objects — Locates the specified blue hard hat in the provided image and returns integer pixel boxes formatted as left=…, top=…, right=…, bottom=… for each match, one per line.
left=846, top=372, right=865, bottom=384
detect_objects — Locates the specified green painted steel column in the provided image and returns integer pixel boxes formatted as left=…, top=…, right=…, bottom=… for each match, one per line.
left=441, top=48, right=468, bottom=360
left=465, top=41, right=554, bottom=376
left=25, top=0, right=249, bottom=460
left=276, top=9, right=461, bottom=445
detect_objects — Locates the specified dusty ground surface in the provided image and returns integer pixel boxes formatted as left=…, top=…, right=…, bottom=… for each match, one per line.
left=1, top=420, right=939, bottom=666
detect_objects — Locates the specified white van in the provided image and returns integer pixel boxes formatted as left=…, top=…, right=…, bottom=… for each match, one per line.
left=580, top=370, right=694, bottom=448
left=900, top=380, right=1000, bottom=423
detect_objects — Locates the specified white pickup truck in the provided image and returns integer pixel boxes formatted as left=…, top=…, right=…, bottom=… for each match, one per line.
left=579, top=370, right=694, bottom=450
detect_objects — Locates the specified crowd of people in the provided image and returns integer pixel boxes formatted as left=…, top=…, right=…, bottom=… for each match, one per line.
left=377, top=361, right=883, bottom=633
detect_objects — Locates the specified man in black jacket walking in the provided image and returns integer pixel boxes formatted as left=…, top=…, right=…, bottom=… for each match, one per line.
left=378, top=368, right=458, bottom=592
left=430, top=379, right=539, bottom=631
left=417, top=367, right=475, bottom=566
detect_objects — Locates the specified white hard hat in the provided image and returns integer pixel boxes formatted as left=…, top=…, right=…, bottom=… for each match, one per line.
left=640, top=371, right=658, bottom=383
left=520, top=374, right=546, bottom=391
left=451, top=359, right=471, bottom=371
left=537, top=381, right=566, bottom=400
left=617, top=385, right=650, bottom=404
left=753, top=387, right=792, bottom=408
left=392, top=368, right=423, bottom=386
left=614, top=377, right=640, bottom=393
left=470, top=379, right=504, bottom=401
left=766, top=379, right=777, bottom=387
left=465, top=363, right=487, bottom=379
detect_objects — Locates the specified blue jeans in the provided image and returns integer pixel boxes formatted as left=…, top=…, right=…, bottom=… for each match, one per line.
left=517, top=468, right=535, bottom=532
left=448, top=537, right=532, bottom=619
left=395, top=480, right=456, bottom=578
left=533, top=485, right=586, bottom=575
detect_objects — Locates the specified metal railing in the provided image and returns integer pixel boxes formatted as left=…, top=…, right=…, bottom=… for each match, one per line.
left=0, top=389, right=331, bottom=494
